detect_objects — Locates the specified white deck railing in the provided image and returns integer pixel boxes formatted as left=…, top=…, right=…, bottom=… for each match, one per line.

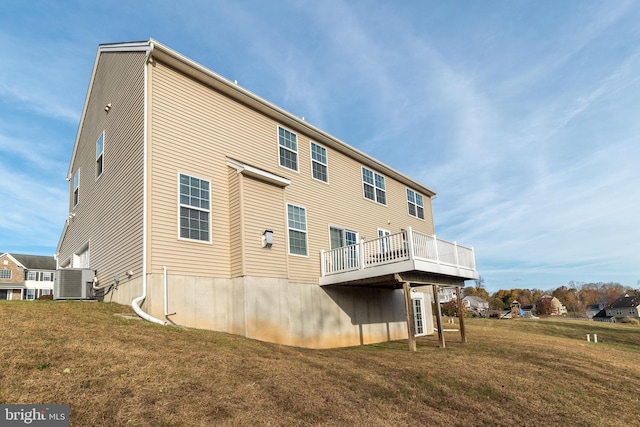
left=320, top=226, right=476, bottom=277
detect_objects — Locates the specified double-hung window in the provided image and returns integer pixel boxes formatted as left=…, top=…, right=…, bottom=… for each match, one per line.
left=406, top=189, right=425, bottom=220
left=27, top=271, right=38, bottom=281
left=362, top=167, right=386, bottom=204
left=42, top=272, right=54, bottom=282
left=278, top=126, right=298, bottom=171
left=96, top=131, right=104, bottom=178
left=179, top=173, right=211, bottom=242
left=287, top=204, right=307, bottom=256
left=0, top=270, right=11, bottom=279
left=73, top=170, right=80, bottom=207
left=310, top=142, right=328, bottom=182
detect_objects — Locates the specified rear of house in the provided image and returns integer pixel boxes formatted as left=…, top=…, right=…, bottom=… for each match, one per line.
left=56, top=40, right=478, bottom=348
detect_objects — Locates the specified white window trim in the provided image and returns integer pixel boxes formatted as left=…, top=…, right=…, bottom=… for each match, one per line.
left=328, top=225, right=358, bottom=249
left=362, top=166, right=387, bottom=206
left=177, top=172, right=212, bottom=244
left=286, top=203, right=308, bottom=257
left=0, top=269, right=11, bottom=280
left=406, top=188, right=426, bottom=221
left=277, top=125, right=299, bottom=173
left=24, top=288, right=36, bottom=300
left=96, top=130, right=105, bottom=179
left=310, top=141, right=329, bottom=184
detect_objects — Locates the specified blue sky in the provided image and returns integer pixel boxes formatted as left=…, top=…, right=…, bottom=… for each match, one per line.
left=1, top=1, right=638, bottom=292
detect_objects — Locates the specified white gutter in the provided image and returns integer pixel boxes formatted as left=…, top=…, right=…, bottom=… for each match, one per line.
left=131, top=41, right=166, bottom=326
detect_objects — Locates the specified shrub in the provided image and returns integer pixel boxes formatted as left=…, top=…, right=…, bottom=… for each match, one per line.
left=620, top=317, right=640, bottom=325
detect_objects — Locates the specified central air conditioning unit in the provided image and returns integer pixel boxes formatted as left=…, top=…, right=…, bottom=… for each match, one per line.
left=54, top=268, right=95, bottom=300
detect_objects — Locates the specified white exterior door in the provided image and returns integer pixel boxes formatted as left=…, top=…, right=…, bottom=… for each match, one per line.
left=411, top=293, right=427, bottom=336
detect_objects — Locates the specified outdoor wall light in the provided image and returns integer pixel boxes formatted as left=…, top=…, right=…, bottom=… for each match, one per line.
left=113, top=274, right=119, bottom=285
left=262, top=230, right=273, bottom=248
left=104, top=103, right=111, bottom=112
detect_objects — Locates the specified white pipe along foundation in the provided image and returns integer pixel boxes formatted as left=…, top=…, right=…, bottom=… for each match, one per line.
left=131, top=274, right=166, bottom=326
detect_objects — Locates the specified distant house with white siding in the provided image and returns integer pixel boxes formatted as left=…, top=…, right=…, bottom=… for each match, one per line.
left=0, top=253, right=56, bottom=300
left=463, top=295, right=489, bottom=315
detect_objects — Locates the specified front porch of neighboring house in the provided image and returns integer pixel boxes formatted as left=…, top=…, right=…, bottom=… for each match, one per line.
left=319, top=226, right=478, bottom=351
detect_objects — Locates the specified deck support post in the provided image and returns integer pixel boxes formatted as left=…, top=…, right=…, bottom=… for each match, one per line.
left=456, top=285, right=467, bottom=343
left=433, top=284, right=445, bottom=348
left=402, top=281, right=417, bottom=352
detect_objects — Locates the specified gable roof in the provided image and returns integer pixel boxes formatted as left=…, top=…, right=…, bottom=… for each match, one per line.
left=592, top=309, right=612, bottom=319
left=609, top=295, right=640, bottom=309
left=67, top=39, right=437, bottom=200
left=1, top=253, right=56, bottom=270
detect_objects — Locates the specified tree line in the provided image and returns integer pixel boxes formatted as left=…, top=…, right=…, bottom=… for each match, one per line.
left=464, top=278, right=640, bottom=315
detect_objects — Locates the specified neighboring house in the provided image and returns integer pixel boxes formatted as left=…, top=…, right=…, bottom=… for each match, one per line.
left=535, top=295, right=567, bottom=316
left=585, top=304, right=601, bottom=320
left=592, top=309, right=614, bottom=323
left=438, top=287, right=459, bottom=304
left=0, top=253, right=56, bottom=300
left=463, top=295, right=489, bottom=315
left=605, top=295, right=640, bottom=322
left=55, top=40, right=478, bottom=349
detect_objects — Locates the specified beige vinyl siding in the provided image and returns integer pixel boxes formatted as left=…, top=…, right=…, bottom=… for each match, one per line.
left=58, top=52, right=145, bottom=288
left=148, top=62, right=233, bottom=276
left=282, top=133, right=435, bottom=283
left=240, top=175, right=288, bottom=278
left=148, top=58, right=435, bottom=284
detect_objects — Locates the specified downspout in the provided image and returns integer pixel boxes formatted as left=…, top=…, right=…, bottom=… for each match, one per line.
left=131, top=41, right=166, bottom=326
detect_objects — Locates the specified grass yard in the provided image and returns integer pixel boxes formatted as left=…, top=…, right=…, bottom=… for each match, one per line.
left=1, top=301, right=639, bottom=426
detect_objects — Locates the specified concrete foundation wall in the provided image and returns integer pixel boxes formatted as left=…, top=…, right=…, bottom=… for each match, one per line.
left=107, top=273, right=409, bottom=349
